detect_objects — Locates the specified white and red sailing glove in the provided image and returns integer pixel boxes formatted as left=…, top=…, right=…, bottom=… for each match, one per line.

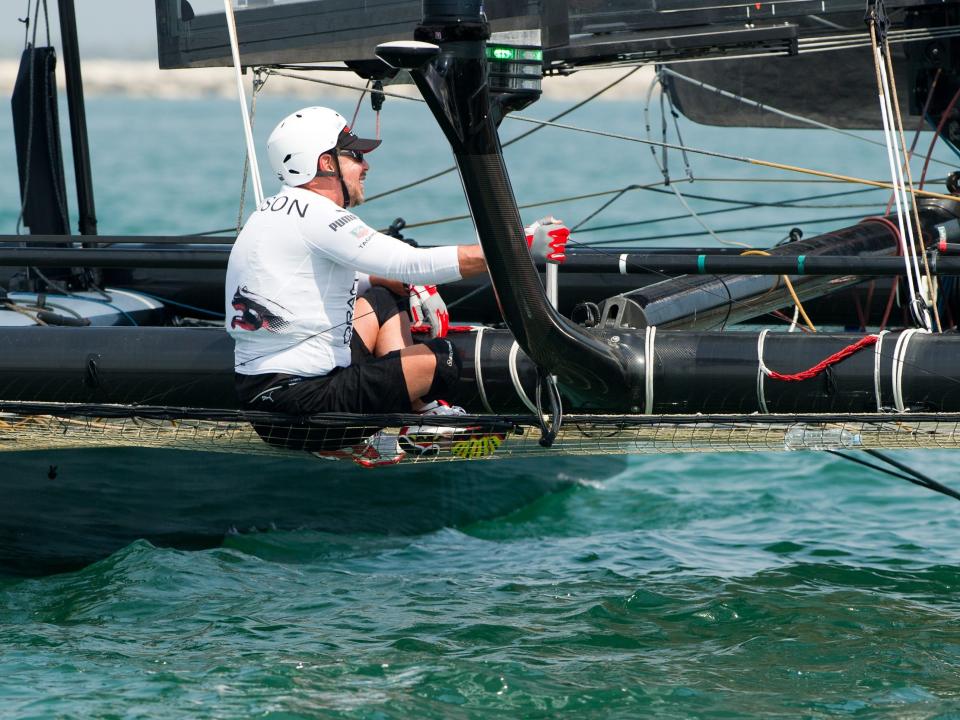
left=525, top=216, right=570, bottom=264
left=408, top=284, right=449, bottom=338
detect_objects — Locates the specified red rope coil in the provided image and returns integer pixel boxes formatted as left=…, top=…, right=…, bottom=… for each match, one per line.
left=765, top=335, right=879, bottom=382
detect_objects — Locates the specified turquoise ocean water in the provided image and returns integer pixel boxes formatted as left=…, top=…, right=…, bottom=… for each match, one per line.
left=3, top=93, right=960, bottom=717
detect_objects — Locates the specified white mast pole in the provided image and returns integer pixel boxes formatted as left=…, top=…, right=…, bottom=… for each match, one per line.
left=224, top=0, right=264, bottom=207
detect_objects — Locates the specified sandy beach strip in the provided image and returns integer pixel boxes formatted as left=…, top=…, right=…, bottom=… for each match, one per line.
left=0, top=58, right=654, bottom=101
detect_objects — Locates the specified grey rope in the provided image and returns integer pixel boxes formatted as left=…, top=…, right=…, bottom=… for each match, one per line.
left=645, top=70, right=744, bottom=248
left=236, top=68, right=267, bottom=230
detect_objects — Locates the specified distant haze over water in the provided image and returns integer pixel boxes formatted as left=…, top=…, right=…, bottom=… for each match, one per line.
left=1, top=1, right=157, bottom=60
left=0, top=58, right=655, bottom=100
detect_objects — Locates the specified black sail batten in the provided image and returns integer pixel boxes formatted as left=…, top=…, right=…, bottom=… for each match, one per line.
left=12, top=47, right=70, bottom=237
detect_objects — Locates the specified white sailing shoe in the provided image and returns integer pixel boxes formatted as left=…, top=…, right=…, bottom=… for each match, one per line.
left=398, top=401, right=463, bottom=456
left=398, top=401, right=505, bottom=459
left=310, top=432, right=405, bottom=467
left=350, top=430, right=406, bottom=468
left=418, top=400, right=467, bottom=417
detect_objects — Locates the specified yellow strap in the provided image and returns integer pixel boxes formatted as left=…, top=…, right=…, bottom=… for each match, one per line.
left=740, top=250, right=817, bottom=332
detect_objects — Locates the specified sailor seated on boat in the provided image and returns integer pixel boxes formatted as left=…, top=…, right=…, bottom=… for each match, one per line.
left=226, top=106, right=492, bottom=466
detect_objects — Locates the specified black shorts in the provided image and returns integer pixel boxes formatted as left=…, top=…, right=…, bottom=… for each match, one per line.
left=236, top=286, right=412, bottom=416
left=236, top=287, right=411, bottom=452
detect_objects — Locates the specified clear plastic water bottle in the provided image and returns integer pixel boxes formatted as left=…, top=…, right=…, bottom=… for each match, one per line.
left=783, top=425, right=862, bottom=450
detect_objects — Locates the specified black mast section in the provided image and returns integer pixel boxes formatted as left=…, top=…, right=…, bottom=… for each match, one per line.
left=57, top=0, right=97, bottom=237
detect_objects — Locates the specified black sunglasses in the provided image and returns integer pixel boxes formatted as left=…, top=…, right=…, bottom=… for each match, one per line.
left=338, top=149, right=365, bottom=163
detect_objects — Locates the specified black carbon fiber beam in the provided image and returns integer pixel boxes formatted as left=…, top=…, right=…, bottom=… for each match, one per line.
left=562, top=253, right=960, bottom=276
left=4, top=327, right=960, bottom=415
left=399, top=0, right=639, bottom=410
left=57, top=0, right=96, bottom=237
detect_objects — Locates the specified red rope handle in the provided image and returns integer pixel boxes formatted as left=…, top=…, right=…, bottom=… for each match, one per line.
left=765, top=335, right=879, bottom=382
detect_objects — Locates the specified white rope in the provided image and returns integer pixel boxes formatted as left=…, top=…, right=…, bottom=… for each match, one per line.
left=757, top=328, right=770, bottom=413
left=891, top=328, right=927, bottom=412
left=873, top=41, right=918, bottom=313
left=644, top=325, right=657, bottom=415
left=788, top=305, right=800, bottom=333
left=877, top=46, right=925, bottom=293
left=619, top=254, right=628, bottom=275
left=224, top=0, right=263, bottom=206
left=873, top=329, right=889, bottom=412
left=870, top=23, right=931, bottom=330
left=508, top=341, right=540, bottom=415
left=473, top=327, right=493, bottom=414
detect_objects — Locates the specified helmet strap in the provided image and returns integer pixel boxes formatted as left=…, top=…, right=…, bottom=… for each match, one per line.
left=331, top=152, right=351, bottom=208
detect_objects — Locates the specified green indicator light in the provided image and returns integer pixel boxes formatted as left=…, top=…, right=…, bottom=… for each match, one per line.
left=488, top=46, right=517, bottom=61
left=487, top=45, right=542, bottom=63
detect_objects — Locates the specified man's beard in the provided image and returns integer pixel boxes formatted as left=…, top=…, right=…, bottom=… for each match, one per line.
left=348, top=179, right=365, bottom=207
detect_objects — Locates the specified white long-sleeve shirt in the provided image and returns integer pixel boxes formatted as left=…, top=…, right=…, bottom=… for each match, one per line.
left=226, top=186, right=461, bottom=376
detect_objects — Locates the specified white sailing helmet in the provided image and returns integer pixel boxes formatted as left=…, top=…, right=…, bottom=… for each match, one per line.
left=266, top=106, right=381, bottom=187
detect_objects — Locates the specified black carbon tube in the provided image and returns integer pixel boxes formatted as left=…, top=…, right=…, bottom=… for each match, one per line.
left=2, top=327, right=960, bottom=415
left=464, top=327, right=960, bottom=414
left=642, top=329, right=960, bottom=413
left=0, top=327, right=237, bottom=407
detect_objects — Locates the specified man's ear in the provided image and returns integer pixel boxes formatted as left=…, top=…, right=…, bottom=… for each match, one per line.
left=317, top=152, right=337, bottom=175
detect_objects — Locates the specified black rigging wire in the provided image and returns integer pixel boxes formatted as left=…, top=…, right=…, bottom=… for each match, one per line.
left=364, top=67, right=641, bottom=204
left=573, top=185, right=884, bottom=233
left=180, top=227, right=237, bottom=237
left=827, top=449, right=960, bottom=502
left=581, top=212, right=872, bottom=245
left=570, top=186, right=635, bottom=232
left=19, top=0, right=30, bottom=47
left=178, top=180, right=879, bottom=240
left=392, top=177, right=899, bottom=243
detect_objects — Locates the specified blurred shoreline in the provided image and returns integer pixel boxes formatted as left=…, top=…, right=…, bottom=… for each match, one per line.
left=0, top=58, right=654, bottom=101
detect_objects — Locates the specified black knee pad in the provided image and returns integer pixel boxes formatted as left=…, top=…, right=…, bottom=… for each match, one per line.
left=423, top=337, right=462, bottom=401
left=361, top=285, right=405, bottom=326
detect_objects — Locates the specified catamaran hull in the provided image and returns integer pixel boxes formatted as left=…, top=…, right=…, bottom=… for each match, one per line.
left=2, top=447, right=620, bottom=576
